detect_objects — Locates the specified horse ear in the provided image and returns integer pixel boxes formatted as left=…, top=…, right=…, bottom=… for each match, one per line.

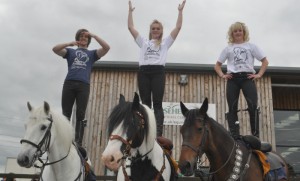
left=44, top=101, right=50, bottom=115
left=199, top=98, right=208, bottom=114
left=27, top=102, right=32, bottom=111
left=180, top=101, right=189, bottom=117
left=132, top=92, right=140, bottom=110
left=119, top=94, right=126, bottom=105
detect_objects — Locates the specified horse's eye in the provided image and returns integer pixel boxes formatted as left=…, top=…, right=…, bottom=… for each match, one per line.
left=41, top=125, right=47, bottom=130
left=198, top=127, right=203, bottom=132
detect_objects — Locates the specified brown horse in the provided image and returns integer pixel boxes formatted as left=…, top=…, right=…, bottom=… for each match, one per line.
left=178, top=98, right=289, bottom=181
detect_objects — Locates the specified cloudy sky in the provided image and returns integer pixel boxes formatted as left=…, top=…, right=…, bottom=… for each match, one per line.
left=0, top=0, right=299, bottom=173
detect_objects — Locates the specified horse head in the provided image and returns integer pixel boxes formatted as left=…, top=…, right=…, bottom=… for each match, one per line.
left=178, top=98, right=210, bottom=176
left=101, top=93, right=156, bottom=172
left=17, top=101, right=54, bottom=168
left=17, top=101, right=73, bottom=169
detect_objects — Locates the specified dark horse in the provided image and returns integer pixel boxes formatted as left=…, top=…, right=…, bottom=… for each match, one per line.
left=101, top=93, right=176, bottom=181
left=178, top=98, right=289, bottom=181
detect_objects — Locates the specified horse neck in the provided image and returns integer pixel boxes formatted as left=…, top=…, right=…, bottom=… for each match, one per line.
left=205, top=122, right=236, bottom=176
left=48, top=114, right=72, bottom=162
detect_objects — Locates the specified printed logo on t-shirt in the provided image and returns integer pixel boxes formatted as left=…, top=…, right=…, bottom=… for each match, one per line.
left=144, top=42, right=161, bottom=60
left=71, top=50, right=89, bottom=69
left=233, top=47, right=248, bottom=65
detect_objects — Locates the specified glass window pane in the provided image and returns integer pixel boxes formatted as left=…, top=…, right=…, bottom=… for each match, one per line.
left=274, top=110, right=300, bottom=176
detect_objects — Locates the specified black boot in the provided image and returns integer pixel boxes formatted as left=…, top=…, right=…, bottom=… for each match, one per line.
left=154, top=108, right=164, bottom=137
left=75, top=119, right=87, bottom=146
left=249, top=107, right=260, bottom=138
left=226, top=112, right=241, bottom=140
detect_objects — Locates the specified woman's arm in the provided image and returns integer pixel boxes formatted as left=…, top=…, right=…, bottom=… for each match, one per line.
left=52, top=42, right=77, bottom=57
left=128, top=1, right=139, bottom=39
left=88, top=32, right=110, bottom=58
left=170, top=0, right=186, bottom=40
left=251, top=57, right=269, bottom=80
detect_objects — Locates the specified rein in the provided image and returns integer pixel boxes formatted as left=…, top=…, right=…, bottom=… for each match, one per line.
left=20, top=114, right=82, bottom=181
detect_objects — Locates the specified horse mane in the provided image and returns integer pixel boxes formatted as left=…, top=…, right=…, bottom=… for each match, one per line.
left=51, top=111, right=73, bottom=147
left=107, top=102, right=150, bottom=141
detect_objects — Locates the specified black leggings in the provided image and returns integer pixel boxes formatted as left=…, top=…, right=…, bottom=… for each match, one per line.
left=226, top=73, right=259, bottom=136
left=138, top=65, right=165, bottom=136
left=61, top=80, right=90, bottom=123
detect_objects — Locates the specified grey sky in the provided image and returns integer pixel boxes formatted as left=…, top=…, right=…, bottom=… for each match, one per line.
left=0, top=0, right=300, bottom=173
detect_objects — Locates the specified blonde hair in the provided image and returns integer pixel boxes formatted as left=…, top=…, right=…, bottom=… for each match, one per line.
left=149, top=19, right=163, bottom=45
left=227, top=22, right=250, bottom=44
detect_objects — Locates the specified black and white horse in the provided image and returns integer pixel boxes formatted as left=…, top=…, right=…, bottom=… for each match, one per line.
left=101, top=93, right=175, bottom=181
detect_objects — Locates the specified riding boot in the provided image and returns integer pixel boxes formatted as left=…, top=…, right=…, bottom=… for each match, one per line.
left=226, top=111, right=241, bottom=140
left=75, top=119, right=87, bottom=146
left=75, top=122, right=81, bottom=145
left=154, top=108, right=164, bottom=137
left=249, top=107, right=260, bottom=138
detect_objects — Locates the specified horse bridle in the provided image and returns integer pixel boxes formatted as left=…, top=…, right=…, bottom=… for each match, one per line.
left=109, top=111, right=145, bottom=159
left=20, top=115, right=54, bottom=166
left=181, top=116, right=252, bottom=180
left=20, top=115, right=79, bottom=180
left=181, top=116, right=235, bottom=175
left=181, top=116, right=208, bottom=158
left=109, top=111, right=166, bottom=181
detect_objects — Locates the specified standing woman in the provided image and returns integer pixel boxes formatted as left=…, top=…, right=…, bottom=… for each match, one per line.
left=214, top=22, right=269, bottom=140
left=128, top=0, right=186, bottom=137
left=53, top=29, right=110, bottom=146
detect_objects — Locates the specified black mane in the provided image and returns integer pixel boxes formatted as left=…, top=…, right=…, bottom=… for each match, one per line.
left=107, top=101, right=149, bottom=140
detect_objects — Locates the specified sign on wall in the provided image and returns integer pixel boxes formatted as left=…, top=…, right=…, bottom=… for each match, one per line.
left=162, top=102, right=216, bottom=125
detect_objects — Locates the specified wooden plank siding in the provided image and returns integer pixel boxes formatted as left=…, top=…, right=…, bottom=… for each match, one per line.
left=82, top=62, right=279, bottom=175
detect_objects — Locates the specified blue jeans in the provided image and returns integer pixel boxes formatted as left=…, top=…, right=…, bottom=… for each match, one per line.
left=226, top=73, right=259, bottom=137
left=138, top=65, right=165, bottom=136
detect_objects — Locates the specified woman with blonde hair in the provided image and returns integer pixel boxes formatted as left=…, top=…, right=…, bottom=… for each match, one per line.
left=128, top=0, right=186, bottom=137
left=214, top=22, right=269, bottom=140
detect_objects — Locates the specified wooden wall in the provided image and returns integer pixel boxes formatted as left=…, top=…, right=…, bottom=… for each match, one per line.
left=83, top=67, right=275, bottom=175
left=273, top=87, right=300, bottom=110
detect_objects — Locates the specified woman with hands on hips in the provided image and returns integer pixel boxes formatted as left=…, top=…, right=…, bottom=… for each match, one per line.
left=214, top=22, right=269, bottom=140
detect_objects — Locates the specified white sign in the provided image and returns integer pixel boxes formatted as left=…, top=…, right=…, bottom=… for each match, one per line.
left=162, top=102, right=216, bottom=125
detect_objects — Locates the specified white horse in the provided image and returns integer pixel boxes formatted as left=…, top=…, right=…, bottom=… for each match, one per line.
left=17, top=102, right=86, bottom=181
left=101, top=93, right=176, bottom=181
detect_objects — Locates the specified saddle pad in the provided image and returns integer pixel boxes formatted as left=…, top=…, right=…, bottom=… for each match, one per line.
left=265, top=152, right=284, bottom=170
left=253, top=150, right=271, bottom=176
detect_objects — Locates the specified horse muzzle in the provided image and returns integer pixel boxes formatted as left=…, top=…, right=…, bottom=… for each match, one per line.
left=179, top=160, right=196, bottom=177
left=17, top=152, right=38, bottom=168
left=101, top=154, right=123, bottom=171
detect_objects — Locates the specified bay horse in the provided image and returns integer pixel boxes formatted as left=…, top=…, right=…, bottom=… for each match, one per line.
left=101, top=93, right=176, bottom=181
left=178, top=98, right=289, bottom=181
left=17, top=102, right=91, bottom=181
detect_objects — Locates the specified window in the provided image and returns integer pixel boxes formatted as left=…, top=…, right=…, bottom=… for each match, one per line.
left=274, top=110, right=300, bottom=176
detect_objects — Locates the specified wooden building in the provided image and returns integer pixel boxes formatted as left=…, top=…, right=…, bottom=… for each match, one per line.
left=83, top=61, right=300, bottom=175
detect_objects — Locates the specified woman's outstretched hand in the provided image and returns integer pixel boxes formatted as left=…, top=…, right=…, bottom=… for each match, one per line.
left=178, top=0, right=186, bottom=11
left=129, top=1, right=135, bottom=12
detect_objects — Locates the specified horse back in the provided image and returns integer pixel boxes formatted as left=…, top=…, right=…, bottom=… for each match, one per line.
left=253, top=150, right=289, bottom=181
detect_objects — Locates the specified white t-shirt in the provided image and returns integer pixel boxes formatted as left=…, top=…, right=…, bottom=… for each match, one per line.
left=135, top=35, right=174, bottom=66
left=218, top=42, right=266, bottom=73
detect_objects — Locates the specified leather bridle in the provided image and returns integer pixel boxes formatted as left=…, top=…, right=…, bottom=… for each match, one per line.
left=109, top=111, right=145, bottom=159
left=20, top=115, right=80, bottom=180
left=109, top=111, right=166, bottom=181
left=20, top=115, right=54, bottom=166
left=181, top=116, right=208, bottom=158
left=181, top=116, right=252, bottom=180
left=181, top=116, right=236, bottom=176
